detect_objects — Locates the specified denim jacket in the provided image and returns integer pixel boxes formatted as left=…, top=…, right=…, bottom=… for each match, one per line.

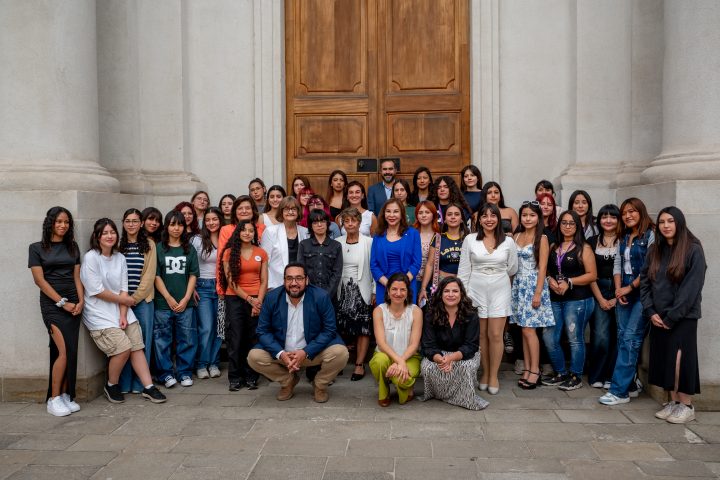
left=614, top=229, right=654, bottom=284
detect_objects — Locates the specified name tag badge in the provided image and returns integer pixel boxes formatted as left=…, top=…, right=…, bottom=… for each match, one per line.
left=254, top=255, right=262, bottom=262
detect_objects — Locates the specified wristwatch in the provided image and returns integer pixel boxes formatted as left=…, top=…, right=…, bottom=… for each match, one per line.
left=56, top=297, right=68, bottom=308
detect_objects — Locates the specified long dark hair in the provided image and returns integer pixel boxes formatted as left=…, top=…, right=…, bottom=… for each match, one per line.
left=595, top=204, right=622, bottom=247
left=160, top=210, right=190, bottom=253
left=517, top=202, right=545, bottom=264
left=174, top=200, right=199, bottom=235
left=480, top=181, right=508, bottom=208
left=119, top=208, right=151, bottom=254
left=219, top=221, right=258, bottom=292
left=376, top=198, right=408, bottom=236
left=646, top=206, right=704, bottom=284
left=474, top=203, right=505, bottom=248
left=554, top=210, right=587, bottom=265
left=290, top=174, right=312, bottom=196
left=325, top=170, right=349, bottom=208
left=430, top=176, right=470, bottom=213
left=619, top=197, right=654, bottom=237
left=567, top=190, right=595, bottom=229
left=41, top=206, right=78, bottom=257
left=441, top=203, right=469, bottom=238
left=392, top=178, right=413, bottom=205
left=459, top=165, right=482, bottom=192
left=427, top=277, right=475, bottom=327
left=198, top=207, right=222, bottom=260
left=383, top=272, right=413, bottom=306
left=141, top=207, right=163, bottom=243
left=346, top=180, right=369, bottom=210
left=89, top=218, right=119, bottom=254
left=410, top=166, right=433, bottom=205
left=265, top=185, right=287, bottom=213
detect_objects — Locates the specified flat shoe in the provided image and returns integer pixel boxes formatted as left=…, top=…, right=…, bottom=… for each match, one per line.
left=478, top=383, right=488, bottom=391
left=378, top=397, right=391, bottom=407
left=350, top=372, right=365, bottom=381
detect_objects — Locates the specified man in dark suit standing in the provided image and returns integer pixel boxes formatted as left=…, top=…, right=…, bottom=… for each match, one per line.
left=247, top=263, right=348, bottom=403
left=367, top=158, right=398, bottom=217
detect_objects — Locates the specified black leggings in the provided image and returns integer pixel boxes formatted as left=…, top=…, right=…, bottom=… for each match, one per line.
left=225, top=296, right=259, bottom=383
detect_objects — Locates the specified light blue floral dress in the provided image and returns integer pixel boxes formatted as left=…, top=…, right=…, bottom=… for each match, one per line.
left=510, top=243, right=554, bottom=327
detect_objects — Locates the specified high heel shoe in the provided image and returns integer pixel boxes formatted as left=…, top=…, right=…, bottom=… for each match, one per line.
left=520, top=371, right=541, bottom=390
left=478, top=383, right=488, bottom=391
left=517, top=370, right=530, bottom=387
left=488, top=385, right=500, bottom=395
left=350, top=363, right=365, bottom=382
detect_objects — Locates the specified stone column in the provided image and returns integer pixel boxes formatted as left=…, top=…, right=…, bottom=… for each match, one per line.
left=642, top=0, right=720, bottom=183
left=0, top=0, right=118, bottom=192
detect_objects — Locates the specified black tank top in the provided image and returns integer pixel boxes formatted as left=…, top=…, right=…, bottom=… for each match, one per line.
left=547, top=244, right=593, bottom=301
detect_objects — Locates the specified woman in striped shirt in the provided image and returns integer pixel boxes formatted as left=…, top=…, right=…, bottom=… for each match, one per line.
left=118, top=208, right=157, bottom=394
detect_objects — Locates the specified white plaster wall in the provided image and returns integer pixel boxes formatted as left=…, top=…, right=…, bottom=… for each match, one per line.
left=498, top=0, right=575, bottom=209
left=183, top=0, right=257, bottom=203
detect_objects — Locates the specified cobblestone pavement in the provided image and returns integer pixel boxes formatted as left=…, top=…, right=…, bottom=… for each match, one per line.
left=1, top=366, right=719, bottom=479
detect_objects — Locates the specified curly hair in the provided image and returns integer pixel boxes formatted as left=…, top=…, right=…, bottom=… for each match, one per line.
left=160, top=210, right=190, bottom=254
left=426, top=277, right=475, bottom=327
left=41, top=206, right=78, bottom=257
left=219, top=221, right=258, bottom=292
left=429, top=176, right=470, bottom=214
left=119, top=208, right=151, bottom=255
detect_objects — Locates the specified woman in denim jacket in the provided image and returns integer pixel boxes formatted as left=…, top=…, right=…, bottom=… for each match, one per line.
left=599, top=198, right=654, bottom=405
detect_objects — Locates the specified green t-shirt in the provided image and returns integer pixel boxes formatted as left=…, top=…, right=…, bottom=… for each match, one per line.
left=155, top=243, right=199, bottom=311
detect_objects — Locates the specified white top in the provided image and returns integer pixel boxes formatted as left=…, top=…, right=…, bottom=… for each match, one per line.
left=262, top=212, right=279, bottom=226
left=261, top=223, right=310, bottom=289
left=377, top=303, right=417, bottom=355
left=190, top=235, right=217, bottom=279
left=336, top=234, right=374, bottom=304
left=340, top=209, right=374, bottom=237
left=80, top=250, right=137, bottom=330
left=284, top=293, right=306, bottom=352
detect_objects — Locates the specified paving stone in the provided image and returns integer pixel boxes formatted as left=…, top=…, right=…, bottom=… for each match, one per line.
left=479, top=474, right=568, bottom=480
left=475, top=458, right=566, bottom=474
left=526, top=441, right=598, bottom=459
left=156, top=405, right=226, bottom=419
left=121, top=435, right=181, bottom=453
left=590, top=441, right=672, bottom=461
left=635, top=459, right=716, bottom=477
left=261, top=437, right=348, bottom=456
left=90, top=453, right=186, bottom=480
left=395, top=457, right=479, bottom=479
left=687, top=425, right=720, bottom=444
left=172, top=436, right=263, bottom=455
left=483, top=410, right=559, bottom=423
left=0, top=436, right=25, bottom=450
left=247, top=454, right=327, bottom=480
left=554, top=409, right=632, bottom=423
left=0, top=404, right=29, bottom=415
left=553, top=396, right=660, bottom=411
left=2, top=416, right=71, bottom=434
left=92, top=403, right=164, bottom=418
left=6, top=464, right=100, bottom=480
left=391, top=421, right=484, bottom=440
left=482, top=422, right=597, bottom=441
left=111, top=417, right=192, bottom=436
left=347, top=439, right=431, bottom=457
left=66, top=434, right=134, bottom=452
left=220, top=406, right=289, bottom=420
left=179, top=418, right=255, bottom=437
left=620, top=409, right=669, bottom=424
left=247, top=420, right=390, bottom=440
left=563, top=459, right=645, bottom=480
left=707, top=462, right=720, bottom=475
left=26, top=450, right=117, bottom=466
left=323, top=473, right=393, bottom=480
left=0, top=464, right=23, bottom=479
left=0, top=451, right=36, bottom=465
left=181, top=453, right=258, bottom=470
left=169, top=466, right=248, bottom=480
left=588, top=423, right=693, bottom=443
left=6, top=434, right=82, bottom=451
left=324, top=456, right=394, bottom=474
left=695, top=412, right=720, bottom=425
left=282, top=407, right=369, bottom=421
left=662, top=443, right=720, bottom=461
left=45, top=416, right=128, bottom=435
left=152, top=393, right=207, bottom=406
left=432, top=440, right=529, bottom=459
left=253, top=391, right=363, bottom=409
left=373, top=405, right=485, bottom=422
left=199, top=394, right=257, bottom=407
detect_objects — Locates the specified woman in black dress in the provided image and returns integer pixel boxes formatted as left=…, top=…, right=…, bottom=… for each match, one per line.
left=28, top=206, right=84, bottom=416
left=641, top=206, right=706, bottom=424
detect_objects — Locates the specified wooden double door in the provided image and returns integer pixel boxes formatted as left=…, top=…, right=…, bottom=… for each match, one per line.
left=286, top=0, right=470, bottom=192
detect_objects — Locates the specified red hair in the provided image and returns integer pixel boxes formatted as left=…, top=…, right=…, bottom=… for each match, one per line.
left=536, top=193, right=557, bottom=230
left=413, top=200, right=440, bottom=233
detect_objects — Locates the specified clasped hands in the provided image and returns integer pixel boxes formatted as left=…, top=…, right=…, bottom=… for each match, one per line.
left=386, top=361, right=410, bottom=383
left=280, top=350, right=307, bottom=372
left=650, top=313, right=669, bottom=330
left=433, top=353, right=455, bottom=373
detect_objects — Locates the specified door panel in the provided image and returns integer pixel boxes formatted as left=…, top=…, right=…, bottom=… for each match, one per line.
left=286, top=0, right=469, bottom=191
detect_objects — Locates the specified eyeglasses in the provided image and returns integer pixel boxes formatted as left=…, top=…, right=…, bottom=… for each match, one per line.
left=284, top=275, right=306, bottom=283
left=123, top=219, right=141, bottom=225
left=283, top=207, right=298, bottom=213
left=522, top=201, right=540, bottom=206
left=560, top=221, right=576, bottom=227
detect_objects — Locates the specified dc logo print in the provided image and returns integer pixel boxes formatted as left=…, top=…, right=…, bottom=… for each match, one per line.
left=165, top=256, right=187, bottom=274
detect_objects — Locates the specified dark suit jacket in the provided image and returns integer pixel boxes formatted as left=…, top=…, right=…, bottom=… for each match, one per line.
left=255, top=284, right=344, bottom=359
left=367, top=181, right=391, bottom=217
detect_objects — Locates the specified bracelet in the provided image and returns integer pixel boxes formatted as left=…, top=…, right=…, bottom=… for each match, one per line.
left=56, top=297, right=68, bottom=308
left=568, top=278, right=574, bottom=289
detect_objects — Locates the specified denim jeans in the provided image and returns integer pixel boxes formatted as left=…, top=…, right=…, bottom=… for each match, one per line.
left=543, top=297, right=594, bottom=375
left=154, top=307, right=197, bottom=381
left=118, top=300, right=154, bottom=392
left=195, top=278, right=221, bottom=370
left=609, top=298, right=648, bottom=397
left=587, top=278, right=617, bottom=385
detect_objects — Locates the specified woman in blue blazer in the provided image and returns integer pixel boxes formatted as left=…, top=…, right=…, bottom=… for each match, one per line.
left=370, top=199, right=422, bottom=303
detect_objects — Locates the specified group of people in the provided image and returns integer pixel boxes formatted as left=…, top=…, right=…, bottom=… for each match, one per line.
left=29, top=160, right=706, bottom=424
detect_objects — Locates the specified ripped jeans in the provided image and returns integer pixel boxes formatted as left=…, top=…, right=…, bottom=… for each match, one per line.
left=543, top=297, right=595, bottom=376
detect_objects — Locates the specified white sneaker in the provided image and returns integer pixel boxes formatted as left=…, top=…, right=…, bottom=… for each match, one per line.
left=208, top=365, right=221, bottom=378
left=60, top=393, right=81, bottom=413
left=47, top=396, right=71, bottom=417
left=514, top=359, right=525, bottom=375
left=598, top=392, right=630, bottom=406
left=655, top=402, right=678, bottom=420
left=591, top=381, right=604, bottom=389
left=180, top=376, right=193, bottom=387
left=164, top=376, right=178, bottom=388
left=196, top=368, right=210, bottom=379
left=667, top=403, right=695, bottom=424
left=603, top=381, right=611, bottom=389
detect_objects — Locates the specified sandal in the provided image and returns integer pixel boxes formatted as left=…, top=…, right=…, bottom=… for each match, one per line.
left=520, top=371, right=541, bottom=390
left=350, top=363, right=365, bottom=382
left=517, top=370, right=530, bottom=387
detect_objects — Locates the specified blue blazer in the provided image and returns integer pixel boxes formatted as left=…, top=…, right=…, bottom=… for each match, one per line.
left=370, top=226, right=422, bottom=301
left=367, top=181, right=391, bottom=217
left=255, top=284, right=344, bottom=360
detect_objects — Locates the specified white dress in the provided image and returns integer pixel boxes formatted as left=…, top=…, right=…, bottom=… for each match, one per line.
left=457, top=235, right=518, bottom=318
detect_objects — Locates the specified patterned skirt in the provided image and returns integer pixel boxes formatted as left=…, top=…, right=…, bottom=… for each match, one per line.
left=336, top=278, right=372, bottom=337
left=418, top=352, right=488, bottom=410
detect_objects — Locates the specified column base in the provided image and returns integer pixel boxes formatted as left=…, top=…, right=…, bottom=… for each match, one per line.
left=0, top=161, right=120, bottom=193
left=556, top=164, right=619, bottom=208
left=1, top=371, right=105, bottom=403
left=642, top=150, right=720, bottom=184
left=110, top=169, right=206, bottom=197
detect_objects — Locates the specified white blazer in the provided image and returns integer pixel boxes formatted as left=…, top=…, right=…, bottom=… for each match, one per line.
left=261, top=223, right=310, bottom=289
left=336, top=234, right=374, bottom=304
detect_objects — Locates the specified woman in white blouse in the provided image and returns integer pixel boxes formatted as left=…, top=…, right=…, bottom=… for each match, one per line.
left=458, top=203, right=518, bottom=395
left=260, top=196, right=309, bottom=290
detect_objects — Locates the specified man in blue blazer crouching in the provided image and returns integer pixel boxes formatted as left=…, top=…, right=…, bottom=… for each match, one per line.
left=247, top=262, right=348, bottom=403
